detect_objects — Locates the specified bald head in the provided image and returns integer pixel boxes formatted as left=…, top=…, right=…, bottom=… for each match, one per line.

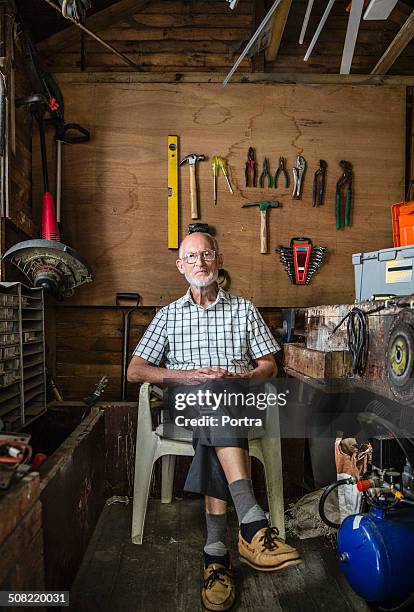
left=178, top=232, right=219, bottom=259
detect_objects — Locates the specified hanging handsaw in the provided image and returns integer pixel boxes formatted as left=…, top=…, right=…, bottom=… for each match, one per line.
left=304, top=0, right=336, bottom=61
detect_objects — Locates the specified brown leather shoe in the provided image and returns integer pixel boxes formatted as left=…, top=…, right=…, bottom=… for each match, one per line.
left=238, top=526, right=302, bottom=572
left=201, top=562, right=236, bottom=611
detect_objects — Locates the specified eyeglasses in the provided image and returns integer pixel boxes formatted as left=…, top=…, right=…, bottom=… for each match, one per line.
left=182, top=249, right=216, bottom=264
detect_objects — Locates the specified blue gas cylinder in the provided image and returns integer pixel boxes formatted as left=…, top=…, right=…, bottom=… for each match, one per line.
left=337, top=506, right=414, bottom=602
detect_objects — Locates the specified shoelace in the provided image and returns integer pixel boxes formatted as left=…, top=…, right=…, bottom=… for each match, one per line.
left=204, top=567, right=231, bottom=590
left=259, top=527, right=281, bottom=551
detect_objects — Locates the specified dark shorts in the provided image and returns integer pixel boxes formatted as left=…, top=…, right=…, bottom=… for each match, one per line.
left=184, top=435, right=249, bottom=501
left=166, top=381, right=252, bottom=501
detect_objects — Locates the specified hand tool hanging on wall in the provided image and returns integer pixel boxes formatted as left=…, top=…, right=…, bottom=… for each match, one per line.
left=313, top=160, right=327, bottom=206
left=212, top=156, right=233, bottom=204
left=116, top=293, right=141, bottom=401
left=241, top=200, right=280, bottom=254
left=292, top=155, right=306, bottom=200
left=212, top=156, right=219, bottom=204
left=336, top=160, right=353, bottom=229
left=3, top=21, right=93, bottom=298
left=180, top=153, right=207, bottom=220
left=259, top=158, right=273, bottom=188
left=83, top=375, right=108, bottom=407
left=217, top=156, right=233, bottom=195
left=245, top=147, right=257, bottom=187
left=168, top=136, right=179, bottom=248
left=274, top=156, right=289, bottom=189
left=276, top=237, right=327, bottom=284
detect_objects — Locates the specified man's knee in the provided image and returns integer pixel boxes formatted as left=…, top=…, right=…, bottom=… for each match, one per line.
left=205, top=495, right=227, bottom=514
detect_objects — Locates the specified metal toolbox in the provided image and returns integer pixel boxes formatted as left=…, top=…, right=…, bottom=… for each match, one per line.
left=353, top=245, right=414, bottom=301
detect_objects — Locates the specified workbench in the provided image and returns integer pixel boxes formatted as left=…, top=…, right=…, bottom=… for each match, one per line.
left=283, top=298, right=414, bottom=404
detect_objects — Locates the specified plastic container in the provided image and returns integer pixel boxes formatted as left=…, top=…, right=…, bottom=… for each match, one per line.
left=352, top=245, right=414, bottom=301
left=392, top=201, right=414, bottom=247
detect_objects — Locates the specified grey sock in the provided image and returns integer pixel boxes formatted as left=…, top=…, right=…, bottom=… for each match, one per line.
left=228, top=478, right=266, bottom=525
left=204, top=513, right=228, bottom=557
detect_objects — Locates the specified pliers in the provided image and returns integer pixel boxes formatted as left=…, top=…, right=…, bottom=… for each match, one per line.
left=274, top=156, right=289, bottom=189
left=313, top=160, right=327, bottom=206
left=259, top=157, right=272, bottom=188
left=292, top=155, right=306, bottom=199
left=245, top=147, right=257, bottom=187
left=336, top=160, right=353, bottom=229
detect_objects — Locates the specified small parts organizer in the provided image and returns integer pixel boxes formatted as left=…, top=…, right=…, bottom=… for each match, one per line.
left=0, top=283, right=46, bottom=431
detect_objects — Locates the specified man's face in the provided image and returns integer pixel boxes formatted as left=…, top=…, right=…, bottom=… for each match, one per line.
left=176, top=233, right=223, bottom=288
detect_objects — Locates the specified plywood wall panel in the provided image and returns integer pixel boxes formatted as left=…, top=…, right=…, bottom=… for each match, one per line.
left=32, top=82, right=405, bottom=307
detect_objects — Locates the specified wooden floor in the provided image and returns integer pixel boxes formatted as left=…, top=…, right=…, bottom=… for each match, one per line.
left=70, top=499, right=371, bottom=612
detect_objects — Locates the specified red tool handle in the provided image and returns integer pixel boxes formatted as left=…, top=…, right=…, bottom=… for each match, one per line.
left=42, top=192, right=60, bottom=241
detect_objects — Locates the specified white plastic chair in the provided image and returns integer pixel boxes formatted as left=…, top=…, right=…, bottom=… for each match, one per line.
left=131, top=382, right=285, bottom=544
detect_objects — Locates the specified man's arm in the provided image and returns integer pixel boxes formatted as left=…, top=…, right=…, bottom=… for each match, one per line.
left=239, top=353, right=277, bottom=379
left=127, top=356, right=231, bottom=384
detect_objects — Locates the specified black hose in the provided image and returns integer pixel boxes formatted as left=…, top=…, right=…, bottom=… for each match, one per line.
left=319, top=478, right=354, bottom=529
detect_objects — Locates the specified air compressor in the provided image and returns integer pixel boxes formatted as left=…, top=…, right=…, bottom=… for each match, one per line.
left=319, top=413, right=414, bottom=609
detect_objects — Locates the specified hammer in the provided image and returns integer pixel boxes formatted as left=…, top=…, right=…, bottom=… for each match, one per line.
left=180, top=154, right=207, bottom=220
left=241, top=200, right=280, bottom=254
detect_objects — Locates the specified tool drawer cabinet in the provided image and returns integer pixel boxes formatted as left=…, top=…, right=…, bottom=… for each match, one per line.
left=0, top=283, right=46, bottom=430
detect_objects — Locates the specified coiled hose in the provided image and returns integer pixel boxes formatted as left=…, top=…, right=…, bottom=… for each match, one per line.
left=318, top=477, right=354, bottom=529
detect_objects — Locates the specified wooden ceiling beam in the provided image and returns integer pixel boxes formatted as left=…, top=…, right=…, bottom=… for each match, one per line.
left=265, top=0, right=292, bottom=62
left=38, top=0, right=151, bottom=51
left=371, top=9, right=414, bottom=74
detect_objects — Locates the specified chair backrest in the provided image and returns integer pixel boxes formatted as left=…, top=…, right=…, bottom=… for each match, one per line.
left=137, top=382, right=154, bottom=436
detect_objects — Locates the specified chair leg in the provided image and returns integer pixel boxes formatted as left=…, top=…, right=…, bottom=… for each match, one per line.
left=161, top=454, right=176, bottom=504
left=260, top=436, right=285, bottom=539
left=131, top=436, right=158, bottom=545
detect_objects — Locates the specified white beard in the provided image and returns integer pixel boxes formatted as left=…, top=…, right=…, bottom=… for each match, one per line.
left=185, top=268, right=219, bottom=289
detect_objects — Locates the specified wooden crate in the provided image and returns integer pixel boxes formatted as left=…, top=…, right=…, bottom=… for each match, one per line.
left=0, top=472, right=45, bottom=601
left=284, top=343, right=352, bottom=379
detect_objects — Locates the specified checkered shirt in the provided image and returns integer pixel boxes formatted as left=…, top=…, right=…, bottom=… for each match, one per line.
left=132, top=288, right=280, bottom=373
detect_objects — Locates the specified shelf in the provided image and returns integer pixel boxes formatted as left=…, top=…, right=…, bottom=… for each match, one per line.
left=24, top=379, right=44, bottom=394
left=0, top=402, right=20, bottom=417
left=24, top=387, right=44, bottom=403
left=23, top=356, right=44, bottom=369
left=23, top=369, right=44, bottom=384
left=23, top=340, right=43, bottom=348
left=0, top=386, right=21, bottom=404
left=0, top=377, right=21, bottom=390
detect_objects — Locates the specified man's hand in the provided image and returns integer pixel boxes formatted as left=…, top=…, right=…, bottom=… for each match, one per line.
left=186, top=367, right=233, bottom=380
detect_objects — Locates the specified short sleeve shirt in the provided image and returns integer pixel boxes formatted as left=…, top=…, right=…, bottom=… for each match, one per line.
left=132, top=288, right=280, bottom=374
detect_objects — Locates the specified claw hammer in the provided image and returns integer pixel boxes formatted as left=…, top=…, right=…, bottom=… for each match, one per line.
left=241, top=200, right=280, bottom=254
left=180, top=153, right=207, bottom=220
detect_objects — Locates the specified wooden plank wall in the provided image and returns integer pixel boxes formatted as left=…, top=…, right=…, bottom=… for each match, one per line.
left=54, top=305, right=283, bottom=400
left=33, top=82, right=405, bottom=307
left=38, top=0, right=414, bottom=75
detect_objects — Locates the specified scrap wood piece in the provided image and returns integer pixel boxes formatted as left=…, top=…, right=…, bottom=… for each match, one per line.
left=363, top=0, right=399, bottom=20
left=265, top=0, right=293, bottom=61
left=371, top=8, right=414, bottom=74
left=340, top=0, right=364, bottom=74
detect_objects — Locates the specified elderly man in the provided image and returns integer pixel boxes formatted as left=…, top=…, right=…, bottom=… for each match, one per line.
left=127, top=232, right=301, bottom=612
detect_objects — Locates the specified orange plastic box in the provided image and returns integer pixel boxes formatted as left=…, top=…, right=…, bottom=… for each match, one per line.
left=392, top=201, right=414, bottom=247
